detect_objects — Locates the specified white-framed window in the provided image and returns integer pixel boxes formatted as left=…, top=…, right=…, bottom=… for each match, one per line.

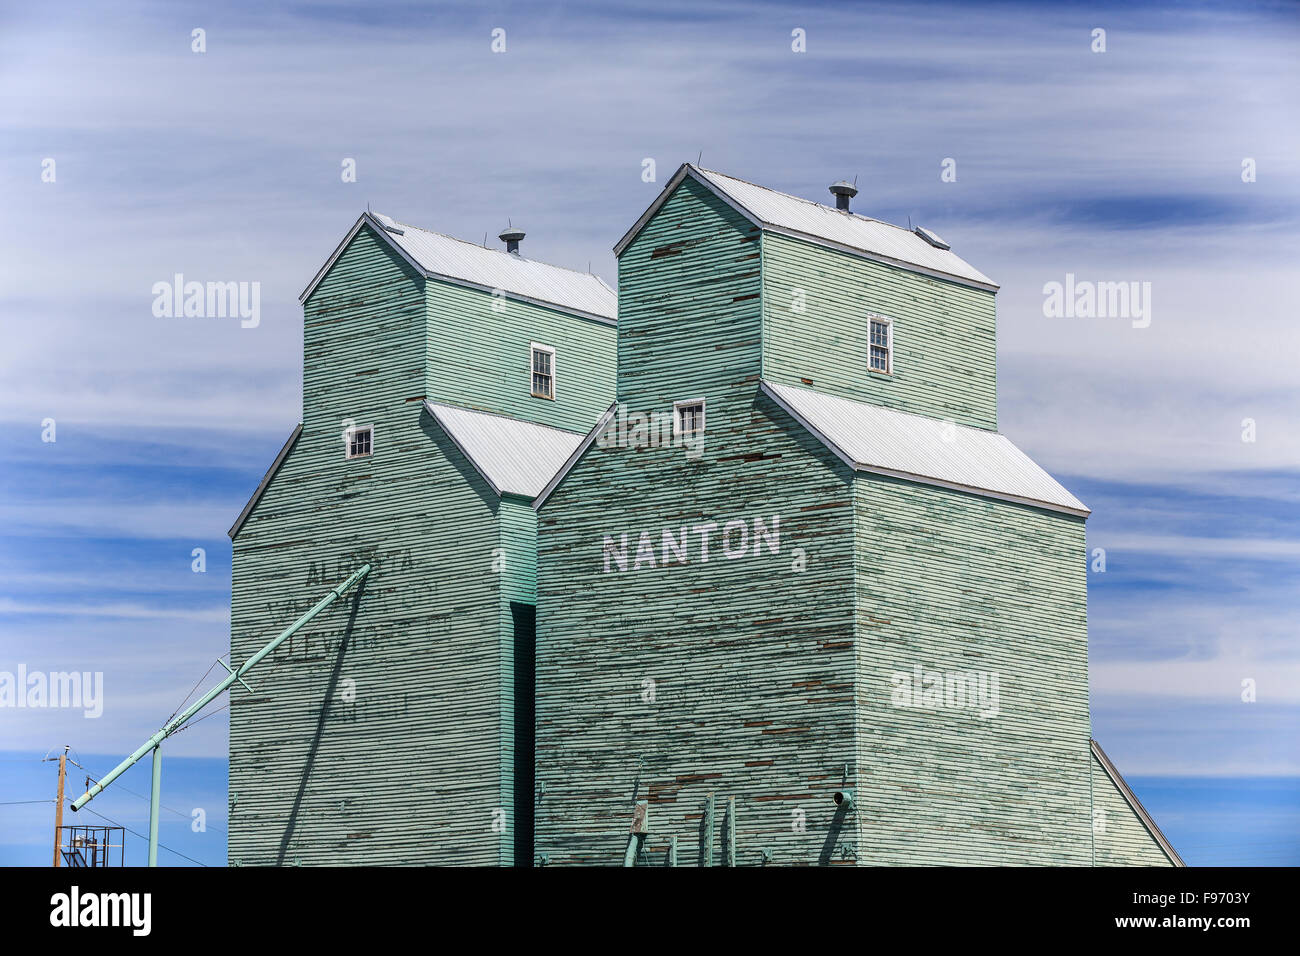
left=868, top=316, right=893, bottom=374
left=531, top=342, right=555, bottom=399
left=673, top=398, right=706, bottom=436
left=346, top=424, right=373, bottom=459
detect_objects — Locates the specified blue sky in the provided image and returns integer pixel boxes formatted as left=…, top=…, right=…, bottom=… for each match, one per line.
left=1, top=0, right=1298, bottom=866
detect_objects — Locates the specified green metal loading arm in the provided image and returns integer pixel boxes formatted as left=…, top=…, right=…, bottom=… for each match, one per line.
left=68, top=564, right=371, bottom=859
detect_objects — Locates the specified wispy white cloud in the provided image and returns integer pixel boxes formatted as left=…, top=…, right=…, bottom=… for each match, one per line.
left=0, top=500, right=236, bottom=540
left=1093, top=534, right=1300, bottom=560
left=0, top=598, right=228, bottom=622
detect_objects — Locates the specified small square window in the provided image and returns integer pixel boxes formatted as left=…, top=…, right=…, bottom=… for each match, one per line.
left=347, top=425, right=372, bottom=459
left=869, top=317, right=892, bottom=374
left=531, top=343, right=555, bottom=400
left=674, top=399, right=706, bottom=435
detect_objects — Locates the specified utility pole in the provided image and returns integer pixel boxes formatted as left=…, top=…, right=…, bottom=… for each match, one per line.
left=52, top=745, right=68, bottom=867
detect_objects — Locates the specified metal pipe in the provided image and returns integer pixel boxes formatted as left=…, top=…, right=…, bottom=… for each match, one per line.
left=148, top=746, right=161, bottom=866
left=70, top=564, right=371, bottom=813
left=622, top=834, right=642, bottom=867
left=623, top=799, right=648, bottom=866
left=833, top=789, right=855, bottom=811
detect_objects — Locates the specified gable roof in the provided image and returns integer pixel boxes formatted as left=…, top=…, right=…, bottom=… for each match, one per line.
left=614, top=164, right=997, bottom=291
left=531, top=402, right=617, bottom=510
left=301, top=212, right=617, bottom=324
left=424, top=401, right=587, bottom=498
left=228, top=423, right=302, bottom=539
left=1091, top=739, right=1186, bottom=866
left=762, top=381, right=1088, bottom=517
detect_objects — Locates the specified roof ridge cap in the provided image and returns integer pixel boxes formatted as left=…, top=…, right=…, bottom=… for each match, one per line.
left=375, top=212, right=611, bottom=284
left=695, top=167, right=909, bottom=233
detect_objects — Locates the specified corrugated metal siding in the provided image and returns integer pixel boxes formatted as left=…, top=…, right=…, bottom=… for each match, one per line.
left=693, top=167, right=996, bottom=288
left=853, top=473, right=1093, bottom=864
left=766, top=381, right=1087, bottom=514
left=1090, top=752, right=1178, bottom=866
left=424, top=275, right=617, bottom=433
left=374, top=213, right=616, bottom=320
left=230, top=227, right=512, bottom=865
left=535, top=181, right=860, bottom=866
left=761, top=231, right=998, bottom=430
left=425, top=401, right=584, bottom=498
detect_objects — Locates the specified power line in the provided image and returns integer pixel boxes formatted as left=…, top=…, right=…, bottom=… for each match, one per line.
left=170, top=703, right=229, bottom=735
left=72, top=765, right=190, bottom=821
left=167, top=657, right=224, bottom=724
left=79, top=805, right=209, bottom=868
left=0, top=799, right=53, bottom=806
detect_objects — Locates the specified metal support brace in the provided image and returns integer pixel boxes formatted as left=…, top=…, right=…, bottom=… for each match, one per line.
left=147, top=746, right=161, bottom=867
left=623, top=800, right=648, bottom=866
left=623, top=834, right=645, bottom=867
left=216, top=658, right=255, bottom=694
left=69, top=564, right=372, bottom=866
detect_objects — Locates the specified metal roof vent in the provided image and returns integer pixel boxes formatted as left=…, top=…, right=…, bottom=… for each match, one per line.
left=913, top=226, right=950, bottom=250
left=828, top=180, right=858, bottom=211
left=499, top=225, right=526, bottom=255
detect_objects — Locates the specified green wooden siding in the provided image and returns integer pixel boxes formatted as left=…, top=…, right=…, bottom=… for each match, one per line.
left=535, top=395, right=858, bottom=866
left=425, top=278, right=615, bottom=432
left=499, top=499, right=538, bottom=606
left=230, top=226, right=556, bottom=865
left=231, top=177, right=1175, bottom=868
left=535, top=181, right=859, bottom=866
left=302, top=224, right=426, bottom=437
left=231, top=416, right=510, bottom=865
left=497, top=497, right=539, bottom=866
left=853, top=474, right=1092, bottom=864
left=762, top=232, right=998, bottom=430
left=530, top=172, right=1144, bottom=866
left=616, top=175, right=762, bottom=416
left=1091, top=753, right=1178, bottom=866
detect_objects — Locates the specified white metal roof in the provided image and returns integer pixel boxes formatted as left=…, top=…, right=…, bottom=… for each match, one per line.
left=614, top=165, right=997, bottom=291
left=531, top=402, right=617, bottom=510
left=301, top=213, right=617, bottom=323
left=424, top=401, right=587, bottom=498
left=762, top=382, right=1087, bottom=516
